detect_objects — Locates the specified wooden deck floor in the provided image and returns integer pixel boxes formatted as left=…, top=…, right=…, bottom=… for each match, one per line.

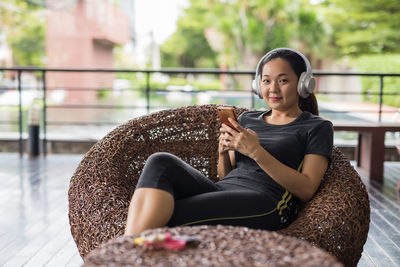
left=0, top=153, right=399, bottom=267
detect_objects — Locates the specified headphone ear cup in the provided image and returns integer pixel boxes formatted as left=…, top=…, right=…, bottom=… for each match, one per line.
left=252, top=75, right=262, bottom=98
left=297, top=72, right=315, bottom=98
left=306, top=75, right=316, bottom=94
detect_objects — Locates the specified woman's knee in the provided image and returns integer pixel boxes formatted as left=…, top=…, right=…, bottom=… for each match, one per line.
left=146, top=152, right=179, bottom=167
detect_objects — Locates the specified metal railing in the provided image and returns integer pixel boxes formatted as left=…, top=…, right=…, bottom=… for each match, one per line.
left=1, top=67, right=400, bottom=156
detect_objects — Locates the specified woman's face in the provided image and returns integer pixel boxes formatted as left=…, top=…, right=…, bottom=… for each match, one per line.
left=260, top=58, right=300, bottom=112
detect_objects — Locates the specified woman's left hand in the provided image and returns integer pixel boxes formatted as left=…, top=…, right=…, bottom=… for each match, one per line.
left=221, top=118, right=261, bottom=158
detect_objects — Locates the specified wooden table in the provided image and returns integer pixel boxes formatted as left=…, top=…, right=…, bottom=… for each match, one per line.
left=334, top=121, right=400, bottom=182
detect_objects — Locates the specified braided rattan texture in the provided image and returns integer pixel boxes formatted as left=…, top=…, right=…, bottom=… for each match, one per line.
left=278, top=148, right=370, bottom=267
left=68, top=105, right=369, bottom=267
left=83, top=225, right=343, bottom=267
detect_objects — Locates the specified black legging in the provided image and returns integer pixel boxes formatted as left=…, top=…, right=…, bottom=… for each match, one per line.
left=135, top=152, right=283, bottom=230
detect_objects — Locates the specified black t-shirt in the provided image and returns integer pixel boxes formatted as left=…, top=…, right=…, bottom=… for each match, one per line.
left=217, top=110, right=333, bottom=203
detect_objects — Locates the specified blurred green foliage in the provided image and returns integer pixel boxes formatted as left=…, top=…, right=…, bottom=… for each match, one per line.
left=0, top=0, right=45, bottom=66
left=351, top=54, right=400, bottom=107
left=8, top=17, right=45, bottom=66
left=161, top=0, right=325, bottom=69
left=160, top=1, right=218, bottom=68
left=319, top=0, right=400, bottom=56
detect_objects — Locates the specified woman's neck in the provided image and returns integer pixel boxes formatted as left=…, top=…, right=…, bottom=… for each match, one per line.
left=265, top=107, right=303, bottom=125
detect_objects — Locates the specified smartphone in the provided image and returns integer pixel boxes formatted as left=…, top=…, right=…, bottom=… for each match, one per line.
left=217, top=106, right=238, bottom=131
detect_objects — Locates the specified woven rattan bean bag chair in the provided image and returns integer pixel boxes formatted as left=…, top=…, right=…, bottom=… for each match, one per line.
left=68, top=104, right=370, bottom=267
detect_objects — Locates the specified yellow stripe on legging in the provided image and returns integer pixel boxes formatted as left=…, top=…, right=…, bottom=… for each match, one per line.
left=278, top=193, right=292, bottom=215
left=179, top=208, right=277, bottom=226
left=276, top=190, right=289, bottom=211
left=181, top=160, right=305, bottom=227
left=277, top=159, right=304, bottom=215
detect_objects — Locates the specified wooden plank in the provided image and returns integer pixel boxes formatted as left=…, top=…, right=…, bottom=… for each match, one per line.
left=0, top=154, right=81, bottom=266
left=370, top=209, right=400, bottom=248
left=367, top=183, right=400, bottom=221
left=358, top=252, right=376, bottom=267
left=0, top=186, right=69, bottom=253
left=45, top=236, right=81, bottom=267
left=0, top=211, right=68, bottom=265
left=64, top=252, right=84, bottom=267
left=21, top=226, right=73, bottom=267
left=368, top=220, right=400, bottom=265
left=369, top=195, right=400, bottom=228
left=358, top=161, right=400, bottom=266
left=361, top=164, right=400, bottom=216
left=381, top=163, right=400, bottom=197
left=362, top=234, right=395, bottom=267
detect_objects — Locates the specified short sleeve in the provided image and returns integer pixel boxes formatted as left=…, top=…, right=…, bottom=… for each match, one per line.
left=305, top=120, right=333, bottom=164
left=237, top=111, right=248, bottom=125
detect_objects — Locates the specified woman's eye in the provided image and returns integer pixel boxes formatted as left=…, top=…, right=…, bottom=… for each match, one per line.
left=280, top=79, right=288, bottom=83
left=262, top=79, right=270, bottom=84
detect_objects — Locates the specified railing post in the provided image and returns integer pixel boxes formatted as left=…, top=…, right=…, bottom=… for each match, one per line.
left=146, top=71, right=150, bottom=114
left=17, top=70, right=23, bottom=157
left=378, top=75, right=383, bottom=122
left=42, top=70, right=47, bottom=155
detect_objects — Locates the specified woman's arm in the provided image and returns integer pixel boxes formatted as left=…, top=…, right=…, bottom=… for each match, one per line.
left=252, top=150, right=328, bottom=202
left=222, top=118, right=328, bottom=202
left=217, top=127, right=236, bottom=179
left=217, top=150, right=235, bottom=179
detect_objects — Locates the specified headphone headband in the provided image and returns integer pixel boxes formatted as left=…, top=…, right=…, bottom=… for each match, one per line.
left=255, top=48, right=312, bottom=77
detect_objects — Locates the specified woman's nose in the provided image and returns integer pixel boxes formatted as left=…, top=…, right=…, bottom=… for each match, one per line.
left=269, top=81, right=279, bottom=92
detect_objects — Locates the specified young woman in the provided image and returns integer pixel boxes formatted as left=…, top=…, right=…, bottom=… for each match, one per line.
left=124, top=48, right=333, bottom=236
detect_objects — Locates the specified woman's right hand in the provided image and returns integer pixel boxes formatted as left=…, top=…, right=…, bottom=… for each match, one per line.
left=218, top=124, right=236, bottom=178
left=218, top=125, right=231, bottom=154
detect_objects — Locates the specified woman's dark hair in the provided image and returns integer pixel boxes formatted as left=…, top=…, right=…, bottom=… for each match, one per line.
left=260, top=49, right=319, bottom=115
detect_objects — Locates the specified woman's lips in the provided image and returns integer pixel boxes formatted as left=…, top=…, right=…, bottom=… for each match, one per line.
left=269, top=97, right=281, bottom=101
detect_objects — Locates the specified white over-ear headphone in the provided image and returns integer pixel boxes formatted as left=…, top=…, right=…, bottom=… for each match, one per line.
left=252, top=47, right=315, bottom=99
